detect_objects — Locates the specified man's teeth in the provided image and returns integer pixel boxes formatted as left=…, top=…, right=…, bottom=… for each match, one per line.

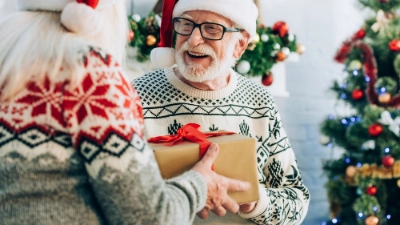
left=188, top=52, right=207, bottom=57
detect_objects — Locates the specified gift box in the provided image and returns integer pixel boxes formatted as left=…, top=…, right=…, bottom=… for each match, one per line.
left=148, top=130, right=259, bottom=204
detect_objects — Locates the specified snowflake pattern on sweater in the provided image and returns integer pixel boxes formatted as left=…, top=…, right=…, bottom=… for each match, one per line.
left=0, top=48, right=206, bottom=225
left=133, top=66, right=310, bottom=225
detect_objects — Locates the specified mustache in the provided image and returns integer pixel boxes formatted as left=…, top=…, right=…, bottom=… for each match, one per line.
left=179, top=42, right=217, bottom=59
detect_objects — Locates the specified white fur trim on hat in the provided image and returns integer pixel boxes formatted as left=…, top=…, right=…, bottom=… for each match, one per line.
left=150, top=47, right=176, bottom=70
left=61, top=2, right=103, bottom=36
left=173, top=0, right=258, bottom=41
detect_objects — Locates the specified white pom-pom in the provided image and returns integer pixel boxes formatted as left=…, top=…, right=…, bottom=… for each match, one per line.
left=150, top=47, right=176, bottom=69
left=281, top=47, right=290, bottom=56
left=261, top=34, right=269, bottom=42
left=236, top=60, right=251, bottom=74
left=319, top=134, right=331, bottom=145
left=131, top=14, right=141, bottom=22
left=61, top=2, right=103, bottom=36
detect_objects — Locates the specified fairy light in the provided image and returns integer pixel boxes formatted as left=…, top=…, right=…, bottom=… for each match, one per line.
left=341, top=93, right=347, bottom=99
left=384, top=147, right=390, bottom=154
left=353, top=70, right=358, bottom=76
left=387, top=214, right=391, bottom=219
left=365, top=76, right=370, bottom=82
left=373, top=206, right=378, bottom=212
left=332, top=218, right=338, bottom=224
left=358, top=212, right=363, bottom=218
left=345, top=158, right=351, bottom=163
left=357, top=162, right=362, bottom=167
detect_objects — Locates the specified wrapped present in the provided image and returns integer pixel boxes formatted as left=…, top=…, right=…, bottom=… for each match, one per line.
left=148, top=123, right=259, bottom=204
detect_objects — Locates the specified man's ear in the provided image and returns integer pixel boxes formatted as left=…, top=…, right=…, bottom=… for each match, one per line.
left=233, top=32, right=250, bottom=59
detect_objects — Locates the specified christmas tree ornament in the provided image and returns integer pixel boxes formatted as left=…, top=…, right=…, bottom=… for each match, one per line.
left=362, top=140, right=376, bottom=150
left=378, top=111, right=400, bottom=137
left=276, top=51, right=286, bottom=62
left=351, top=89, right=364, bottom=100
left=397, top=179, right=400, bottom=188
left=371, top=10, right=389, bottom=33
left=382, top=155, right=395, bottom=167
left=346, top=166, right=357, bottom=178
left=379, top=0, right=389, bottom=3
left=128, top=30, right=135, bottom=42
left=236, top=60, right=251, bottom=74
left=366, top=185, right=378, bottom=195
left=146, top=35, right=157, bottom=46
left=348, top=60, right=362, bottom=70
left=288, top=33, right=295, bottom=42
left=389, top=39, right=400, bottom=51
left=272, top=21, right=289, bottom=37
left=260, top=34, right=269, bottom=42
left=274, top=43, right=281, bottom=50
left=368, top=123, right=383, bottom=137
left=296, top=44, right=306, bottom=55
left=270, top=50, right=278, bottom=57
left=252, top=34, right=260, bottom=43
left=247, top=42, right=256, bottom=51
left=365, top=215, right=379, bottom=225
left=378, top=93, right=391, bottom=104
left=131, top=14, right=141, bottom=22
left=281, top=47, right=290, bottom=56
left=352, top=28, right=366, bottom=40
left=319, top=134, right=331, bottom=145
left=262, top=72, right=274, bottom=86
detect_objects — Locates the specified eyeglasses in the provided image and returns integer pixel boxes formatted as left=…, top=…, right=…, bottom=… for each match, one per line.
left=173, top=17, right=244, bottom=40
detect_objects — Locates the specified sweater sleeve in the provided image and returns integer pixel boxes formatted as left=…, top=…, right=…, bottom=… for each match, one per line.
left=238, top=99, right=310, bottom=225
left=62, top=49, right=207, bottom=225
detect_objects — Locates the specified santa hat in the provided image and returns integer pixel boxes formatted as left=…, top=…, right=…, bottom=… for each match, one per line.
left=151, top=0, right=258, bottom=69
left=16, top=0, right=116, bottom=36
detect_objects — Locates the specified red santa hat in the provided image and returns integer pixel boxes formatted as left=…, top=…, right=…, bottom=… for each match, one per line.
left=151, top=0, right=259, bottom=69
left=16, top=0, right=115, bottom=36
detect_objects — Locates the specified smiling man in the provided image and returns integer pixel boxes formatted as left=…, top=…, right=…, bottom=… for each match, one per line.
left=132, top=0, right=310, bottom=224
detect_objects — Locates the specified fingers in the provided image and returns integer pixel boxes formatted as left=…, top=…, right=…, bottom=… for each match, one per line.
left=199, top=143, right=219, bottom=168
left=223, top=176, right=251, bottom=193
left=211, top=206, right=226, bottom=217
left=221, top=196, right=240, bottom=214
left=197, top=208, right=209, bottom=219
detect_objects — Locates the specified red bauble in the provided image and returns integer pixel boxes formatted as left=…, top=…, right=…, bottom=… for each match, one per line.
left=262, top=73, right=274, bottom=86
left=351, top=89, right=364, bottom=100
left=272, top=21, right=289, bottom=38
left=379, top=0, right=389, bottom=3
left=389, top=40, right=400, bottom=51
left=368, top=123, right=383, bottom=137
left=77, top=0, right=99, bottom=8
left=382, top=155, right=395, bottom=167
left=352, top=29, right=366, bottom=40
left=366, top=186, right=378, bottom=196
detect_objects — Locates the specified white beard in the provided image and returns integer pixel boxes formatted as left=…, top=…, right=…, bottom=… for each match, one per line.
left=175, top=41, right=237, bottom=83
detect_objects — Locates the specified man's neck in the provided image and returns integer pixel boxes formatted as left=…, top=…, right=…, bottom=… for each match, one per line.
left=173, top=68, right=231, bottom=91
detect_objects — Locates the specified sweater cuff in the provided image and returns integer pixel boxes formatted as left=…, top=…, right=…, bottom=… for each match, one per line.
left=238, top=184, right=269, bottom=219
left=177, top=170, right=208, bottom=212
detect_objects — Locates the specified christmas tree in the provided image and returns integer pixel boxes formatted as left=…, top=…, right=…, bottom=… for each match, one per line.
left=320, top=1, right=400, bottom=225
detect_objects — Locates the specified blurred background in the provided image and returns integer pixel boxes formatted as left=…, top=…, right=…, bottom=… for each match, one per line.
left=0, top=0, right=371, bottom=224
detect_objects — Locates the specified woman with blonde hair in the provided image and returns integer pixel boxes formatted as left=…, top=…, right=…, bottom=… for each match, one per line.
left=0, top=1, right=249, bottom=224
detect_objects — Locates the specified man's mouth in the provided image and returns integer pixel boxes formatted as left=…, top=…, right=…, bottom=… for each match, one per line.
left=187, top=51, right=208, bottom=58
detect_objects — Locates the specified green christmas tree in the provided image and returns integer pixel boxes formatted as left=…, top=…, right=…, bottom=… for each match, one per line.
left=320, top=1, right=400, bottom=225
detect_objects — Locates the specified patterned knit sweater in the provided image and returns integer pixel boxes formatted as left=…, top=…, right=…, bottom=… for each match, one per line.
left=0, top=48, right=207, bottom=225
left=133, top=66, right=310, bottom=225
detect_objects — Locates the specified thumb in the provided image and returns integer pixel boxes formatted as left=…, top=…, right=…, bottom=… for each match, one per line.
left=199, top=143, right=219, bottom=168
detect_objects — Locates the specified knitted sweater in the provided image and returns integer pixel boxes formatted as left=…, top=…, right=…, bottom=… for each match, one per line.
left=133, top=66, right=310, bottom=225
left=0, top=48, right=207, bottom=225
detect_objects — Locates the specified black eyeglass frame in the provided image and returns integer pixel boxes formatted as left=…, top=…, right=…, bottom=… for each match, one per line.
left=172, top=17, right=244, bottom=41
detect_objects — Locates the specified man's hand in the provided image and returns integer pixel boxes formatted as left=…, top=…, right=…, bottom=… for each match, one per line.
left=239, top=201, right=257, bottom=213
left=191, top=143, right=251, bottom=219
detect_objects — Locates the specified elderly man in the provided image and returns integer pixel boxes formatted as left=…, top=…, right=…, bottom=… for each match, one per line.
left=133, top=0, right=310, bottom=224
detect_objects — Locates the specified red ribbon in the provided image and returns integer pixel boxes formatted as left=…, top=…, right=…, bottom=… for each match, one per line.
left=147, top=123, right=235, bottom=168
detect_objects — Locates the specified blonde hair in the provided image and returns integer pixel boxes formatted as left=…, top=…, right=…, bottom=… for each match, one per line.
left=0, top=2, right=128, bottom=101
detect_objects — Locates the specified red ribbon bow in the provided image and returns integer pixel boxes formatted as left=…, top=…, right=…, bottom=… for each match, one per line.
left=147, top=123, right=235, bottom=168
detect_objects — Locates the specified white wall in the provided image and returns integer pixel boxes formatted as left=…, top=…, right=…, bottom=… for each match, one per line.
left=263, top=0, right=363, bottom=224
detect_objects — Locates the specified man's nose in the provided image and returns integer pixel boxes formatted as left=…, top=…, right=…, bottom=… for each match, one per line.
left=188, top=27, right=205, bottom=46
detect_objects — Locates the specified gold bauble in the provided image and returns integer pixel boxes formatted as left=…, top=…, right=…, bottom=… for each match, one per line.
left=348, top=60, right=362, bottom=70
left=247, top=42, right=256, bottom=51
left=397, top=179, right=400, bottom=188
left=296, top=43, right=306, bottom=55
left=378, top=93, right=391, bottom=104
left=365, top=215, right=379, bottom=225
left=346, top=166, right=357, bottom=178
left=146, top=35, right=157, bottom=46
left=252, top=34, right=260, bottom=43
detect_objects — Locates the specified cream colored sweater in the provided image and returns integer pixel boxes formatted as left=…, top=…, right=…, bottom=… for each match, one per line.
left=133, top=66, right=310, bottom=225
